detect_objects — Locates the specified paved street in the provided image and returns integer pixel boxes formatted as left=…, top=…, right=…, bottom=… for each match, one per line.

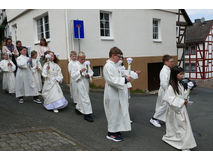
left=0, top=74, right=213, bottom=151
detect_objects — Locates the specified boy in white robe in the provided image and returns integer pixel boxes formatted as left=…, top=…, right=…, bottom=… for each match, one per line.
left=68, top=51, right=78, bottom=104
left=71, top=51, right=94, bottom=122
left=15, top=47, right=41, bottom=104
left=42, top=51, right=68, bottom=113
left=150, top=55, right=174, bottom=127
left=30, top=50, right=42, bottom=93
left=162, top=66, right=197, bottom=150
left=103, top=47, right=132, bottom=142
left=0, top=53, right=16, bottom=94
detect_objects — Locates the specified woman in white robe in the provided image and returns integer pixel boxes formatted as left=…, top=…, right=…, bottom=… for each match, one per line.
left=71, top=52, right=94, bottom=122
left=31, top=50, right=42, bottom=92
left=103, top=47, right=131, bottom=142
left=0, top=53, right=16, bottom=94
left=15, top=47, right=41, bottom=104
left=162, top=66, right=197, bottom=150
left=42, top=51, right=68, bottom=113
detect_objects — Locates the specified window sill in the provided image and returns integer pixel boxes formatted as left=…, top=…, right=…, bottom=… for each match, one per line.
left=101, top=37, right=114, bottom=41
left=153, top=39, right=162, bottom=43
left=34, top=38, right=51, bottom=45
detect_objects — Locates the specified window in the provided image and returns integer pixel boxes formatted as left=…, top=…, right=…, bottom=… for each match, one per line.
left=93, top=66, right=103, bottom=77
left=153, top=19, right=160, bottom=40
left=185, top=47, right=189, bottom=55
left=176, top=26, right=179, bottom=37
left=100, top=11, right=111, bottom=37
left=191, top=46, right=196, bottom=55
left=36, top=14, right=50, bottom=41
left=185, top=63, right=196, bottom=72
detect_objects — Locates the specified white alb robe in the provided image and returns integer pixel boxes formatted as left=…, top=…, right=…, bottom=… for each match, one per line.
left=15, top=55, right=39, bottom=98
left=68, top=60, right=78, bottom=103
left=42, top=61, right=68, bottom=110
left=0, top=59, right=16, bottom=93
left=31, top=59, right=42, bottom=92
left=103, top=60, right=131, bottom=133
left=71, top=61, right=93, bottom=114
left=162, top=83, right=197, bottom=150
left=153, top=65, right=171, bottom=122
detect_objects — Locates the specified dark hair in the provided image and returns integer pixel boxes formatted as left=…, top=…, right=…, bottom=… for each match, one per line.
left=44, top=50, right=59, bottom=64
left=19, top=46, right=27, bottom=52
left=16, top=40, right=22, bottom=45
left=109, top=47, right=123, bottom=58
left=40, top=38, right=48, bottom=46
left=31, top=50, right=37, bottom=58
left=6, top=38, right=12, bottom=44
left=169, top=66, right=184, bottom=95
left=162, top=55, right=173, bottom=63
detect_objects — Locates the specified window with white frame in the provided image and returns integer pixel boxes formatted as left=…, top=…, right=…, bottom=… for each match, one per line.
left=36, top=14, right=50, bottom=41
left=100, top=11, right=111, bottom=37
left=93, top=66, right=103, bottom=77
left=153, top=18, right=160, bottom=40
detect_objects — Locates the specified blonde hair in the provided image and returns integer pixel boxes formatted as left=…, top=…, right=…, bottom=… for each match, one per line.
left=78, top=51, right=86, bottom=57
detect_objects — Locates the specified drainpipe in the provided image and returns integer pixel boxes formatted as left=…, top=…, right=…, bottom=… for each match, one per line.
left=64, top=9, right=70, bottom=62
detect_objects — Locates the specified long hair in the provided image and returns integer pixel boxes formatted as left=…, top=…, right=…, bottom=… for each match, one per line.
left=169, top=66, right=184, bottom=95
left=40, top=38, right=48, bottom=46
left=43, top=51, right=59, bottom=64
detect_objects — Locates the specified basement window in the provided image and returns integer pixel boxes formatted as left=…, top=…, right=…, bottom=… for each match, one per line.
left=93, top=66, right=103, bottom=77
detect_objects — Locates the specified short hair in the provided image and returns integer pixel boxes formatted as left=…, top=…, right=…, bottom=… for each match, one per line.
left=78, top=51, right=86, bottom=57
left=16, top=40, right=21, bottom=45
left=109, top=47, right=123, bottom=58
left=70, top=51, right=77, bottom=56
left=31, top=50, right=37, bottom=57
left=162, top=55, right=173, bottom=63
left=19, top=46, right=27, bottom=52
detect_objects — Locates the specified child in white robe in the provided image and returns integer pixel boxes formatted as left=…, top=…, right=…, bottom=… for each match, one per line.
left=162, top=66, right=197, bottom=151
left=103, top=47, right=132, bottom=142
left=71, top=51, right=94, bottom=122
left=0, top=53, right=16, bottom=94
left=42, top=51, right=68, bottom=113
left=68, top=51, right=78, bottom=104
left=150, top=55, right=174, bottom=127
left=15, top=47, right=42, bottom=104
left=30, top=50, right=42, bottom=93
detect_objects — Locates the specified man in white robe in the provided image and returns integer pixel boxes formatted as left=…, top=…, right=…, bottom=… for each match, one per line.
left=150, top=55, right=174, bottom=127
left=71, top=51, right=94, bottom=122
left=0, top=53, right=16, bottom=94
left=103, top=47, right=131, bottom=142
left=15, top=47, right=41, bottom=104
left=68, top=51, right=78, bottom=104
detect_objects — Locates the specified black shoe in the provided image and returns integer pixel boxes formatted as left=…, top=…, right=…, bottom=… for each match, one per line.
left=84, top=114, right=94, bottom=122
left=75, top=108, right=83, bottom=115
left=106, top=132, right=123, bottom=142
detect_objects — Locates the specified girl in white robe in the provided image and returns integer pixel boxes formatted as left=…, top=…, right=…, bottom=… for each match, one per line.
left=103, top=47, right=131, bottom=142
left=0, top=53, right=16, bottom=94
left=71, top=52, right=94, bottom=122
left=162, top=66, right=197, bottom=150
left=42, top=51, right=68, bottom=113
left=15, top=47, right=41, bottom=104
left=30, top=50, right=42, bottom=93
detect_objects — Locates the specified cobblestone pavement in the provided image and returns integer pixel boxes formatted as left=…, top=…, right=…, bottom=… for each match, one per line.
left=0, top=127, right=86, bottom=151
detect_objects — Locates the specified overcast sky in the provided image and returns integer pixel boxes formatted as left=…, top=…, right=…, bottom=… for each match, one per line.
left=186, top=9, right=213, bottom=22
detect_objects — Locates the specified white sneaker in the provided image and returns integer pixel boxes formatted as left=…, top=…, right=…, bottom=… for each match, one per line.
left=150, top=118, right=161, bottom=127
left=33, top=99, right=42, bottom=104
left=130, top=120, right=133, bottom=124
left=53, top=109, right=59, bottom=113
left=18, top=99, right=24, bottom=104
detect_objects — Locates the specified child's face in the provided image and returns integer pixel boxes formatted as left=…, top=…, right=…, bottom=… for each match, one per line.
left=78, top=56, right=86, bottom=64
left=20, top=48, right=27, bottom=56
left=49, top=52, right=54, bottom=62
left=70, top=54, right=77, bottom=61
left=177, top=72, right=184, bottom=81
left=165, top=58, right=174, bottom=68
left=32, top=53, right=37, bottom=59
left=3, top=54, right=8, bottom=60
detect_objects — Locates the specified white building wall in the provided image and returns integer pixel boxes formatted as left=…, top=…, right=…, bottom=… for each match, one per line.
left=6, top=9, right=177, bottom=60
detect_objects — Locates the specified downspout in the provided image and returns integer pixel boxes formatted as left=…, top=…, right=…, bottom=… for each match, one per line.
left=64, top=9, right=70, bottom=62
